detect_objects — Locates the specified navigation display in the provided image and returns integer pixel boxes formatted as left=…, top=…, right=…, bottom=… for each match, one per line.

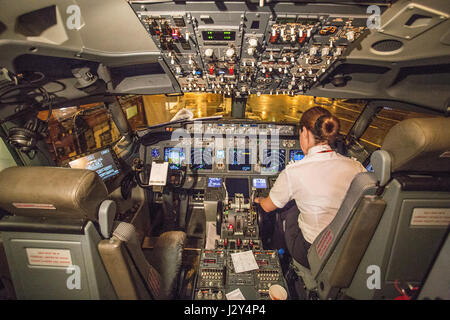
left=69, top=148, right=119, bottom=181
left=208, top=177, right=222, bottom=188
left=290, top=149, right=305, bottom=161
left=164, top=147, right=185, bottom=170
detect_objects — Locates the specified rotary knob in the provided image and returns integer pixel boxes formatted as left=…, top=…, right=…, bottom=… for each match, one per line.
left=205, top=48, right=214, bottom=57
left=226, top=47, right=235, bottom=58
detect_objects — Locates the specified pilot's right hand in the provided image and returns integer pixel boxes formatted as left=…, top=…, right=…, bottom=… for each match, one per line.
left=254, top=196, right=278, bottom=213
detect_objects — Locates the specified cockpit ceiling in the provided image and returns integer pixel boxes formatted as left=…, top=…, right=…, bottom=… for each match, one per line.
left=0, top=0, right=449, bottom=113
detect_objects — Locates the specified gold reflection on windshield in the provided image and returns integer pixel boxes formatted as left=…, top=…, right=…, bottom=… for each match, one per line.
left=141, top=93, right=434, bottom=151
left=245, top=95, right=365, bottom=134
left=142, top=93, right=366, bottom=136
left=142, top=93, right=231, bottom=125
left=142, top=93, right=365, bottom=127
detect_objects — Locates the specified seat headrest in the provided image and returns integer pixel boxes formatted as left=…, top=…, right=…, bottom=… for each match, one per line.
left=0, top=166, right=108, bottom=220
left=381, top=117, right=450, bottom=173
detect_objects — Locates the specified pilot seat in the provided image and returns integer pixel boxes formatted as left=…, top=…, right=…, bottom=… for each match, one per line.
left=290, top=117, right=450, bottom=300
left=0, top=166, right=186, bottom=300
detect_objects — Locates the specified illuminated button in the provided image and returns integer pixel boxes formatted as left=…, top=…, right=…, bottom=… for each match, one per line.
left=249, top=38, right=258, bottom=47
left=346, top=31, right=355, bottom=42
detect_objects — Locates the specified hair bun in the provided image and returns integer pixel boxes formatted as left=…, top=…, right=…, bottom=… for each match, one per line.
left=314, top=115, right=340, bottom=143
left=299, top=106, right=341, bottom=146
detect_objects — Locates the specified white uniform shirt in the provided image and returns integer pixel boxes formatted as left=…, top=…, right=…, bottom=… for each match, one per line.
left=269, top=144, right=366, bottom=244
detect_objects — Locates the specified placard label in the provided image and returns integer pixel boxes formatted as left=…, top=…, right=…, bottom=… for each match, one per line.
left=410, top=208, right=450, bottom=226
left=26, top=248, right=72, bottom=267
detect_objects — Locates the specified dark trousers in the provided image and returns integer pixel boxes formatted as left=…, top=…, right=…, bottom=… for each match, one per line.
left=260, top=201, right=311, bottom=268
left=283, top=205, right=311, bottom=268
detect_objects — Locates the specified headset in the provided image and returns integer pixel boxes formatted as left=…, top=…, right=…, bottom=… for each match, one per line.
left=7, top=116, right=48, bottom=158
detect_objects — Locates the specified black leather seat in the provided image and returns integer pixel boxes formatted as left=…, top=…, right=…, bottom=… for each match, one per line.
left=0, top=166, right=186, bottom=300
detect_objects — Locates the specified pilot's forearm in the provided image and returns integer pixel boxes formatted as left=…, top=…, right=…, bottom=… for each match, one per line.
left=255, top=196, right=278, bottom=213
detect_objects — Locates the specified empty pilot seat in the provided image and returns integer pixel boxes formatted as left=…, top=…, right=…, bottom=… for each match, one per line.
left=0, top=166, right=186, bottom=300
left=292, top=117, right=450, bottom=300
left=0, top=166, right=117, bottom=299
left=98, top=222, right=186, bottom=300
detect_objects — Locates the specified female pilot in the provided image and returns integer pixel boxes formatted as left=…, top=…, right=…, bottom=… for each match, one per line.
left=255, top=106, right=365, bottom=267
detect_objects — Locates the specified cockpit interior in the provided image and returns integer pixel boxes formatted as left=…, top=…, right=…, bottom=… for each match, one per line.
left=0, top=0, right=449, bottom=303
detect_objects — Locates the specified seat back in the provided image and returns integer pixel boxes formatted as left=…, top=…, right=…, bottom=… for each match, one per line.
left=99, top=222, right=161, bottom=300
left=342, top=177, right=450, bottom=299
left=306, top=172, right=378, bottom=277
left=0, top=166, right=117, bottom=299
left=98, top=222, right=186, bottom=300
left=306, top=117, right=450, bottom=299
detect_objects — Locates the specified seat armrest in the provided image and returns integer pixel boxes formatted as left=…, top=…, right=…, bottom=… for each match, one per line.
left=98, top=238, right=139, bottom=300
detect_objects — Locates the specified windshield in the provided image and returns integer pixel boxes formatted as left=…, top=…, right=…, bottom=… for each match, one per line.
left=142, top=93, right=232, bottom=126
left=38, top=102, right=121, bottom=165
left=40, top=93, right=436, bottom=164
